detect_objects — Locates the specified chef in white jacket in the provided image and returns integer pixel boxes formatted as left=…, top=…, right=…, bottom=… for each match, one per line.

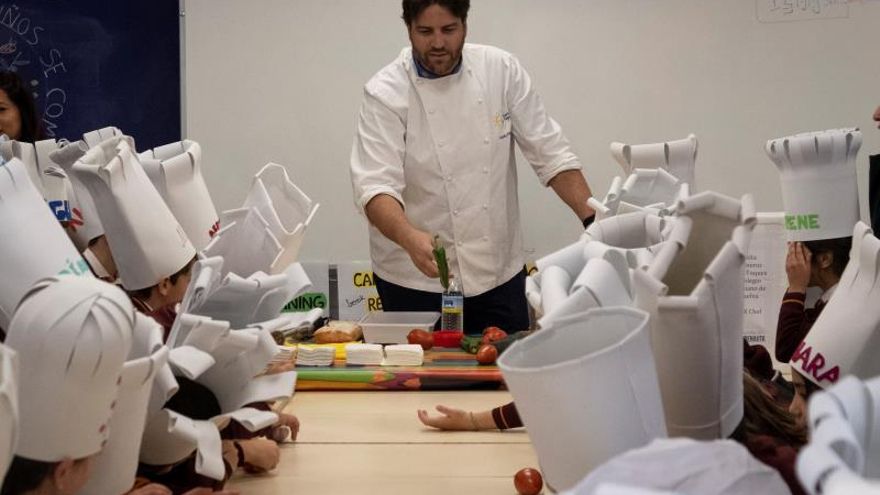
left=350, top=0, right=595, bottom=334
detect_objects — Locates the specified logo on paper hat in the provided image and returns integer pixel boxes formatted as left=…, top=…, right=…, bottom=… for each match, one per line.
left=50, top=139, right=105, bottom=250
left=0, top=344, right=18, bottom=486
left=5, top=276, right=134, bottom=462
left=0, top=159, right=93, bottom=329
left=70, top=138, right=196, bottom=290
left=766, top=128, right=861, bottom=241
left=0, top=139, right=73, bottom=222
left=790, top=222, right=880, bottom=389
left=140, top=140, right=220, bottom=251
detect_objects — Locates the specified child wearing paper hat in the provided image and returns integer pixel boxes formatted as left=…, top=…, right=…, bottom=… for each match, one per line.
left=1, top=276, right=133, bottom=495
left=0, top=159, right=93, bottom=335
left=785, top=222, right=880, bottom=431
left=69, top=136, right=197, bottom=336
left=48, top=135, right=119, bottom=282
left=766, top=129, right=860, bottom=365
left=139, top=140, right=220, bottom=252
left=136, top=376, right=281, bottom=492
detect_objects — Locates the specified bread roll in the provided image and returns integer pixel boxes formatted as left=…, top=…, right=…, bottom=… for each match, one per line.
left=313, top=320, right=363, bottom=343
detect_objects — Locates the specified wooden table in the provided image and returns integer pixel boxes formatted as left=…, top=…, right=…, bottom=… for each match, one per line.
left=228, top=390, right=540, bottom=494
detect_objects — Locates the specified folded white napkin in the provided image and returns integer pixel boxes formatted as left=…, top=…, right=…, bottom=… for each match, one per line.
left=383, top=344, right=425, bottom=367
left=345, top=343, right=384, bottom=366
left=295, top=346, right=334, bottom=367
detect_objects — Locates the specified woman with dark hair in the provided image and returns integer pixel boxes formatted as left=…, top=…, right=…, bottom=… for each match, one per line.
left=775, top=236, right=852, bottom=363
left=0, top=71, right=44, bottom=142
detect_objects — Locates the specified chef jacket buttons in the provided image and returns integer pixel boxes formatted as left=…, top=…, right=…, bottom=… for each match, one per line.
left=482, top=204, right=488, bottom=210
left=482, top=167, right=489, bottom=174
left=483, top=137, right=489, bottom=144
left=457, top=241, right=463, bottom=247
left=477, top=98, right=483, bottom=104
left=428, top=108, right=435, bottom=115
left=438, top=141, right=445, bottom=147
left=453, top=209, right=459, bottom=216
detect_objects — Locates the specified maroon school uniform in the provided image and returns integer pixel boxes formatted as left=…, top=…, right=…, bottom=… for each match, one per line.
left=775, top=291, right=826, bottom=363
left=743, top=434, right=806, bottom=495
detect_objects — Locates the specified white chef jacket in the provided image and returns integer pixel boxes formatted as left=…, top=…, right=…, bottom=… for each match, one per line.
left=350, top=43, right=581, bottom=296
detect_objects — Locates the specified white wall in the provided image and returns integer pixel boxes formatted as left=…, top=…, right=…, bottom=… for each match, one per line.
left=183, top=0, right=880, bottom=263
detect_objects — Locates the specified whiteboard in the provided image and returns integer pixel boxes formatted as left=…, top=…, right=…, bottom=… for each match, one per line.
left=182, top=0, right=880, bottom=263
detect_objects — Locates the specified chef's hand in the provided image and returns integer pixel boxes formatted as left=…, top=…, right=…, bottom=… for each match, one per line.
left=402, top=229, right=439, bottom=278
left=874, top=105, right=880, bottom=129
left=786, top=242, right=811, bottom=293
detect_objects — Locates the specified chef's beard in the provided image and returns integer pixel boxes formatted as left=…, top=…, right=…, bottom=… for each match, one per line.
left=415, top=46, right=462, bottom=76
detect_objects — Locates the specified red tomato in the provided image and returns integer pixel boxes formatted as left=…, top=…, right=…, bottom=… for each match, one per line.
left=475, top=344, right=498, bottom=365
left=482, top=325, right=504, bottom=336
left=406, top=329, right=433, bottom=350
left=514, top=467, right=543, bottom=495
left=481, top=328, right=508, bottom=345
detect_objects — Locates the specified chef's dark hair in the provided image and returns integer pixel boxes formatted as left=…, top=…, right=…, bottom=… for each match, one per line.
left=402, top=0, right=469, bottom=26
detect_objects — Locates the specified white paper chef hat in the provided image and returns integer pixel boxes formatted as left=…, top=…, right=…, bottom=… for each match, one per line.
left=790, top=222, right=880, bottom=389
left=70, top=137, right=196, bottom=290
left=798, top=442, right=880, bottom=495
left=4, top=276, right=133, bottom=462
left=563, top=438, right=789, bottom=495
left=581, top=210, right=686, bottom=271
left=803, top=375, right=880, bottom=477
left=633, top=191, right=756, bottom=439
left=140, top=403, right=279, bottom=481
left=0, top=139, right=38, bottom=194
left=50, top=139, right=105, bottom=250
left=797, top=375, right=880, bottom=494
left=139, top=336, right=280, bottom=481
left=196, top=327, right=297, bottom=412
left=610, top=134, right=698, bottom=188
left=590, top=484, right=684, bottom=495
left=538, top=254, right=634, bottom=328
left=83, top=313, right=170, bottom=495
left=242, top=163, right=319, bottom=274
left=498, top=307, right=667, bottom=492
left=587, top=168, right=688, bottom=221
left=82, top=125, right=125, bottom=148
left=0, top=343, right=18, bottom=487
left=765, top=128, right=861, bottom=241
left=140, top=140, right=220, bottom=251
left=189, top=263, right=312, bottom=328
left=0, top=159, right=93, bottom=329
left=204, top=206, right=284, bottom=277
left=0, top=139, right=74, bottom=221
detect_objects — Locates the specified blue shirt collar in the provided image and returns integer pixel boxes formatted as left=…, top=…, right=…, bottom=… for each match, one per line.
left=412, top=53, right=463, bottom=79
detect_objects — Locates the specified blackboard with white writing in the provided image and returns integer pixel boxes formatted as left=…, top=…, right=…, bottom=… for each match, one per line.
left=2, top=1, right=180, bottom=149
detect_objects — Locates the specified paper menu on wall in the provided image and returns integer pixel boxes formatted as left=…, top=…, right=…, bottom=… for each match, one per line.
left=743, top=213, right=787, bottom=366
